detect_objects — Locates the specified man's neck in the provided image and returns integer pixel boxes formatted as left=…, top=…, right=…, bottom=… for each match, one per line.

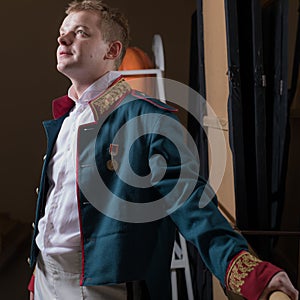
left=71, top=72, right=110, bottom=100
left=71, top=71, right=115, bottom=100
left=69, top=85, right=87, bottom=101
left=68, top=71, right=122, bottom=103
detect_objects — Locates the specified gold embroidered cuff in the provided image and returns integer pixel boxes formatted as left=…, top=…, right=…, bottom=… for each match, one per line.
left=226, top=251, right=262, bottom=295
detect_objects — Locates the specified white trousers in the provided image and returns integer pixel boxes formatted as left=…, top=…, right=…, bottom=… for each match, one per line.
left=34, top=251, right=127, bottom=300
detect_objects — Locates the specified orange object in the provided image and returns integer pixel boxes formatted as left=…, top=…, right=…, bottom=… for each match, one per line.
left=119, top=47, right=155, bottom=96
left=119, top=46, right=154, bottom=71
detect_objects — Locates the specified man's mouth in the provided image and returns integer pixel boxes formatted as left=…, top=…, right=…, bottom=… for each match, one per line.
left=60, top=51, right=72, bottom=56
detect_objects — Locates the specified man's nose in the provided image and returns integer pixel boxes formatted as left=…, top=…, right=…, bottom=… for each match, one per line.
left=57, top=32, right=73, bottom=46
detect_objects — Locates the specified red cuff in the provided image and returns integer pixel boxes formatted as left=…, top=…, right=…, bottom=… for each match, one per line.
left=28, top=274, right=35, bottom=292
left=226, top=251, right=282, bottom=300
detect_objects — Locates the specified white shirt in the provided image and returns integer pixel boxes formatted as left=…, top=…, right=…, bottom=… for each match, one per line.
left=36, top=71, right=121, bottom=254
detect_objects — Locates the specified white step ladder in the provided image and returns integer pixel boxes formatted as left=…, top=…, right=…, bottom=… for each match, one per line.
left=171, top=232, right=194, bottom=300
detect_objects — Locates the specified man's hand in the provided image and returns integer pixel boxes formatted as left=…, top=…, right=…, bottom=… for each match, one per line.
left=259, top=271, right=299, bottom=300
left=30, top=291, right=34, bottom=300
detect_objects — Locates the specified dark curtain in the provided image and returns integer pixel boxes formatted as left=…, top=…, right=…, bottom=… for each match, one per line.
left=289, top=1, right=300, bottom=104
left=224, top=0, right=248, bottom=230
left=224, top=0, right=290, bottom=261
left=262, top=0, right=290, bottom=232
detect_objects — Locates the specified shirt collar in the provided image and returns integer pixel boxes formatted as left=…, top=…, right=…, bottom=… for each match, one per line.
left=68, top=71, right=122, bottom=105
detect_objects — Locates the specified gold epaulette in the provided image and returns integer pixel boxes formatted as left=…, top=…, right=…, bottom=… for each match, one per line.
left=90, top=78, right=131, bottom=120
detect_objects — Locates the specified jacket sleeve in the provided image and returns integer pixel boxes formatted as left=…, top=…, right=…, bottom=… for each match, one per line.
left=148, top=111, right=282, bottom=299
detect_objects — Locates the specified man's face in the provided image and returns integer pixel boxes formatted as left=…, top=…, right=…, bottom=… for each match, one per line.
left=57, top=10, right=110, bottom=82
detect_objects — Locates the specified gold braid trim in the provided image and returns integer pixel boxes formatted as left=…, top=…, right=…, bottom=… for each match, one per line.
left=226, top=252, right=262, bottom=295
left=90, top=79, right=131, bottom=120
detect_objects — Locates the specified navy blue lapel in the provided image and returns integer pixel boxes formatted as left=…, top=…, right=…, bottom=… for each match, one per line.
left=43, top=114, right=68, bottom=159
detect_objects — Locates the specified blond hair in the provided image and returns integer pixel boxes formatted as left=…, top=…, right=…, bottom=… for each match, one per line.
left=66, top=0, right=130, bottom=68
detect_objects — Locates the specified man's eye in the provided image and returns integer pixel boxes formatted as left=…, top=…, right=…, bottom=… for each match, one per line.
left=76, top=30, right=87, bottom=36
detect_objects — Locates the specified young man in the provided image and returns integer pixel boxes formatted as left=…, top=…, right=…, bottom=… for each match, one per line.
left=28, top=0, right=298, bottom=299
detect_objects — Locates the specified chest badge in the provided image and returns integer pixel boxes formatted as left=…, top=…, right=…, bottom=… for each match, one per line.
left=107, top=144, right=119, bottom=171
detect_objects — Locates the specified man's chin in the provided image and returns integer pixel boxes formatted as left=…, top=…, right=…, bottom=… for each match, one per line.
left=56, top=64, right=73, bottom=77
left=57, top=63, right=65, bottom=72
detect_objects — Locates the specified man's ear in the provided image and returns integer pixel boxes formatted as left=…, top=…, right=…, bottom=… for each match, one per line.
left=105, top=41, right=122, bottom=60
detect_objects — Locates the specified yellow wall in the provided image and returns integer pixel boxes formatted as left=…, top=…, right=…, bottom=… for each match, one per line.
left=202, top=0, right=236, bottom=298
left=203, top=0, right=236, bottom=223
